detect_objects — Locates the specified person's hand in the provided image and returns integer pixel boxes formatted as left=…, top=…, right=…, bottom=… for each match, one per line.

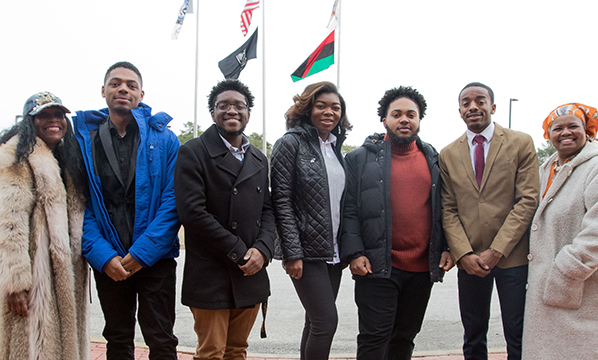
left=439, top=251, right=455, bottom=272
left=6, top=291, right=28, bottom=317
left=104, top=256, right=129, bottom=281
left=349, top=256, right=372, bottom=276
left=285, top=259, right=303, bottom=280
left=459, top=253, right=491, bottom=277
left=121, top=253, right=143, bottom=278
left=479, top=249, right=502, bottom=271
left=238, top=248, right=266, bottom=276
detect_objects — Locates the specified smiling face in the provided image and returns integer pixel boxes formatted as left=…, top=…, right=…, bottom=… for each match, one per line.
left=102, top=67, right=144, bottom=115
left=34, top=106, right=67, bottom=150
left=549, top=114, right=587, bottom=163
left=383, top=97, right=421, bottom=142
left=310, top=92, right=341, bottom=141
left=459, top=86, right=496, bottom=133
left=211, top=90, right=250, bottom=145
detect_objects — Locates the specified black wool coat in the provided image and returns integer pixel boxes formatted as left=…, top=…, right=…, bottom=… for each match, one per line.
left=174, top=124, right=276, bottom=309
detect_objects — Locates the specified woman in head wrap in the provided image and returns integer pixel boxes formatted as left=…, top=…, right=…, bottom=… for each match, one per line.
left=0, top=92, right=89, bottom=359
left=522, top=103, right=598, bottom=359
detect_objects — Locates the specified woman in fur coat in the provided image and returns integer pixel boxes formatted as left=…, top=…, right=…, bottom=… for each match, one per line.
left=0, top=92, right=89, bottom=360
left=522, top=103, right=598, bottom=359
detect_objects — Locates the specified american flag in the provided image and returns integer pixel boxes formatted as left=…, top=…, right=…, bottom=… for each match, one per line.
left=240, top=0, right=260, bottom=36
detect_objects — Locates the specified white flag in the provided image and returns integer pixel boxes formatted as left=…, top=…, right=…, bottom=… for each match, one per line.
left=172, top=0, right=190, bottom=40
left=326, top=0, right=339, bottom=31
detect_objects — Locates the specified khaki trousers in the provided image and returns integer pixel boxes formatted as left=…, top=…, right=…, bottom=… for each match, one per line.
left=190, top=305, right=260, bottom=360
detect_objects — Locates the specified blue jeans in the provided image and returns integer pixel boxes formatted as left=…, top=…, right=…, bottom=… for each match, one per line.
left=458, top=265, right=528, bottom=360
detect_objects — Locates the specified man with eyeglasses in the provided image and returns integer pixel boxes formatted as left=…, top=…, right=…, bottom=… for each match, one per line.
left=174, top=79, right=276, bottom=360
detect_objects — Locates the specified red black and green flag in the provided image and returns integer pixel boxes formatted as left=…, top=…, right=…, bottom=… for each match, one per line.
left=291, top=30, right=335, bottom=82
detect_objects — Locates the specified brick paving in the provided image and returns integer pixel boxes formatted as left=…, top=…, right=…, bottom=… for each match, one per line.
left=90, top=340, right=507, bottom=360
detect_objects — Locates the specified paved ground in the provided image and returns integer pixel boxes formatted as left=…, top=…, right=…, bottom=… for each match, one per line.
left=90, top=340, right=507, bottom=360
left=89, top=250, right=508, bottom=358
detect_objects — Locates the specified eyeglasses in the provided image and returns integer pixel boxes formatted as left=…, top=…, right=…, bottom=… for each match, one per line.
left=215, top=102, right=248, bottom=111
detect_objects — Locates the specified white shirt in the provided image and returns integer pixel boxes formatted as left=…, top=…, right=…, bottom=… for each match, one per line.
left=219, top=134, right=250, bottom=162
left=466, top=122, right=495, bottom=173
left=319, top=133, right=345, bottom=265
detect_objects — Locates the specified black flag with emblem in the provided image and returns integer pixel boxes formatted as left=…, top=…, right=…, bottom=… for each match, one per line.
left=218, top=28, right=258, bottom=79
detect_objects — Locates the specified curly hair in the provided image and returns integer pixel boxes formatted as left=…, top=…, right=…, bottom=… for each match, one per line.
left=377, top=86, right=427, bottom=121
left=0, top=112, right=89, bottom=199
left=208, top=79, right=255, bottom=113
left=285, top=81, right=351, bottom=131
left=459, top=82, right=494, bottom=104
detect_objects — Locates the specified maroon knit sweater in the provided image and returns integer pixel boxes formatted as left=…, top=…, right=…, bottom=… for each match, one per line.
left=387, top=137, right=431, bottom=272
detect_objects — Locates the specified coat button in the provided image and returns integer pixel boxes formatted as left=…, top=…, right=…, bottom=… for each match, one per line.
left=527, top=254, right=533, bottom=261
left=231, top=222, right=238, bottom=229
left=479, top=198, right=485, bottom=203
left=233, top=188, right=238, bottom=195
left=256, top=220, right=261, bottom=226
left=257, top=186, right=262, bottom=192
left=531, top=224, right=538, bottom=231
left=231, top=253, right=238, bottom=260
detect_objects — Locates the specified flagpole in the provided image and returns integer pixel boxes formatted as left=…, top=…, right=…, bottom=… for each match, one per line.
left=336, top=0, right=341, bottom=90
left=261, top=0, right=267, bottom=155
left=193, top=0, right=200, bottom=138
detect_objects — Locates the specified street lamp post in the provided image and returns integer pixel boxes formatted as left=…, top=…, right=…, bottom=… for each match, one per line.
left=509, top=98, right=519, bottom=129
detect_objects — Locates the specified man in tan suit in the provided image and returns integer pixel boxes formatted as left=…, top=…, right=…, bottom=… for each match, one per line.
left=439, top=82, right=539, bottom=360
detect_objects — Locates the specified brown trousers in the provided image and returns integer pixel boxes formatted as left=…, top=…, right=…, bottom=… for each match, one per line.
left=190, top=305, right=260, bottom=360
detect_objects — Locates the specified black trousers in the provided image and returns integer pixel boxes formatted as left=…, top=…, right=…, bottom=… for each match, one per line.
left=354, top=268, right=433, bottom=360
left=291, top=261, right=343, bottom=360
left=94, top=258, right=178, bottom=360
left=458, top=265, right=528, bottom=360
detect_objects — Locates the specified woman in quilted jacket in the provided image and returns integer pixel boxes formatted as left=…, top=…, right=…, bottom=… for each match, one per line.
left=271, top=81, right=351, bottom=360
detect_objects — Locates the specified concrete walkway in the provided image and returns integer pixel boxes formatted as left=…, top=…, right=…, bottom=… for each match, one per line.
left=89, top=339, right=507, bottom=360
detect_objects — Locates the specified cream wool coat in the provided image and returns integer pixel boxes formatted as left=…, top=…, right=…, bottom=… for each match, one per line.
left=522, top=141, right=598, bottom=359
left=0, top=136, right=89, bottom=360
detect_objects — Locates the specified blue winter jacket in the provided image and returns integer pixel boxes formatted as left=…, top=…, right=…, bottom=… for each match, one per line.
left=73, top=103, right=181, bottom=272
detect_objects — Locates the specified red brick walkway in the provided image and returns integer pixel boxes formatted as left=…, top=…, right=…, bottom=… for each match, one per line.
left=90, top=341, right=507, bottom=360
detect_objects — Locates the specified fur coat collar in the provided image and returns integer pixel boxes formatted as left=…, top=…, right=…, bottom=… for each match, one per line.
left=0, top=136, right=89, bottom=360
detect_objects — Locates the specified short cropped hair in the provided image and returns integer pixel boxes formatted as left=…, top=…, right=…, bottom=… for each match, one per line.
left=459, top=82, right=494, bottom=104
left=104, top=61, right=143, bottom=87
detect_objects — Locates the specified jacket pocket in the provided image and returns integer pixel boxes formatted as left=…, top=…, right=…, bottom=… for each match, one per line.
left=542, top=263, right=584, bottom=309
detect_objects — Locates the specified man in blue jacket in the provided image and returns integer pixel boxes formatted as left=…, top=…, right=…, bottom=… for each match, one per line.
left=74, top=61, right=181, bottom=360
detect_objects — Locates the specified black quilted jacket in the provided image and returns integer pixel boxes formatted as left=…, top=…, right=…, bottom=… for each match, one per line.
left=340, top=133, right=448, bottom=282
left=270, top=122, right=346, bottom=263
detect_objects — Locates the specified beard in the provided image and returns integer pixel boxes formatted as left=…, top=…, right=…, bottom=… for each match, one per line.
left=386, top=125, right=419, bottom=145
left=113, top=107, right=132, bottom=116
left=216, top=124, right=246, bottom=139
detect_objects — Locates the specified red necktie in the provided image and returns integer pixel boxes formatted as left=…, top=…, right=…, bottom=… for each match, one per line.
left=473, top=135, right=485, bottom=187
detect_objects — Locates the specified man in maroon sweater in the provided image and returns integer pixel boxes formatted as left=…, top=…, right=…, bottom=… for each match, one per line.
left=341, top=86, right=454, bottom=360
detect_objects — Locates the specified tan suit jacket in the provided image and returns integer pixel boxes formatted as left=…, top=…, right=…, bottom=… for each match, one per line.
left=439, top=123, right=539, bottom=269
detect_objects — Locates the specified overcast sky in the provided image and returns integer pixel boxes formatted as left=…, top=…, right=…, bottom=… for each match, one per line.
left=1, top=0, right=597, bottom=151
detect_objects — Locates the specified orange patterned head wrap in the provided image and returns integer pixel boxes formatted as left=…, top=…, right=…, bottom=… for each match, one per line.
left=543, top=103, right=598, bottom=139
